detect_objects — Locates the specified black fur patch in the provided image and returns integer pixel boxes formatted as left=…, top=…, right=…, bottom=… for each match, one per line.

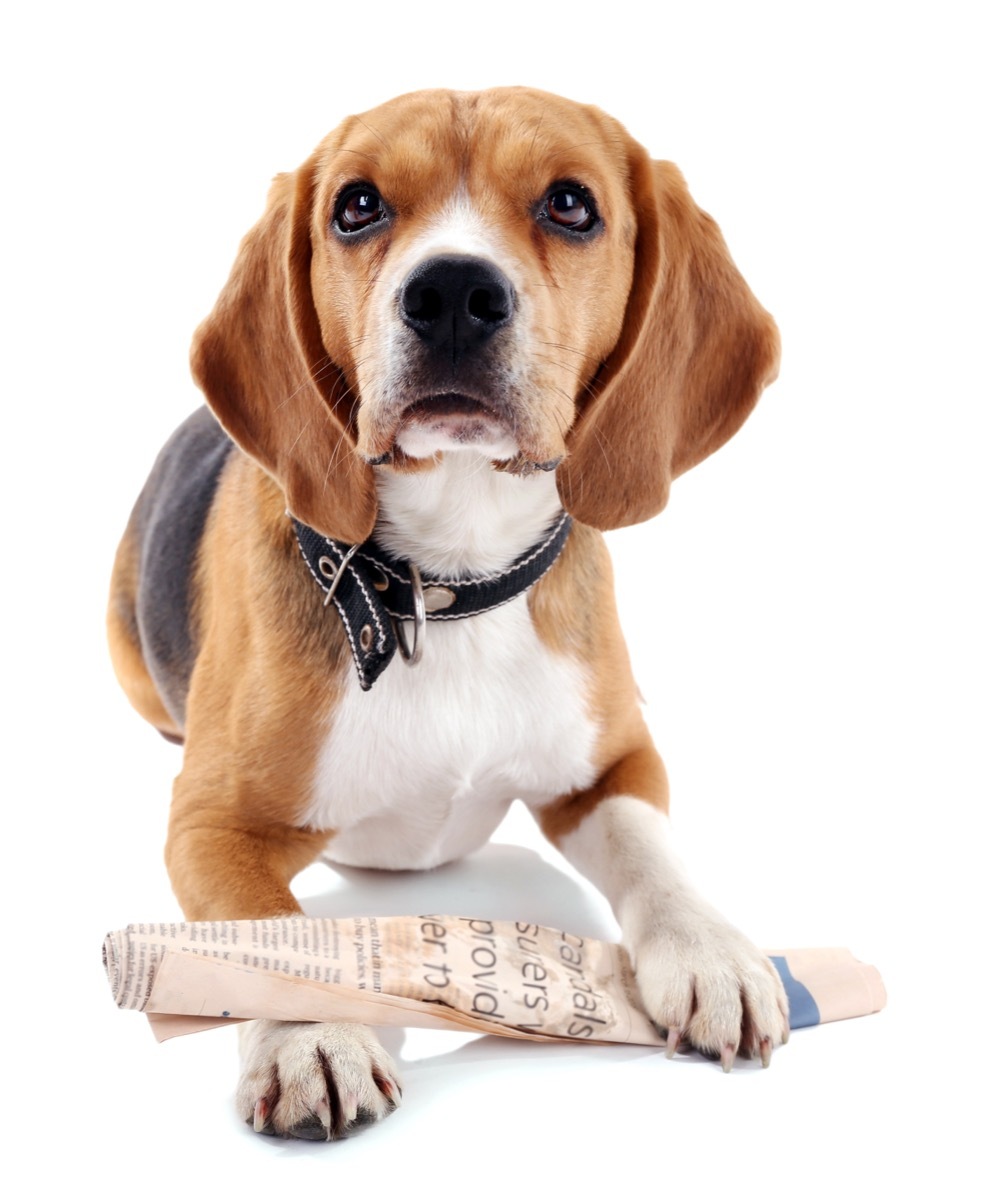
left=131, top=408, right=233, bottom=726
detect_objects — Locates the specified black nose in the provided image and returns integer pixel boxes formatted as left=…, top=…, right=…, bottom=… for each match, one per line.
left=399, top=254, right=514, bottom=362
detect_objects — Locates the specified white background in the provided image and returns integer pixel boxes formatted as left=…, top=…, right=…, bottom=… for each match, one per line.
left=3, top=1, right=1001, bottom=1194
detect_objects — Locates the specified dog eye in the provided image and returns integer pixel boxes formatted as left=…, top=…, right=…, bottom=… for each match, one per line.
left=335, top=186, right=387, bottom=234
left=545, top=186, right=595, bottom=233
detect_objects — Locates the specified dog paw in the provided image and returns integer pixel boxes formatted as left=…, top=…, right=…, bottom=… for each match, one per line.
left=632, top=918, right=789, bottom=1070
left=237, top=1020, right=402, bottom=1140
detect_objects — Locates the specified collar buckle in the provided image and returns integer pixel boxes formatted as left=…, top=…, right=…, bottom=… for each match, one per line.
left=393, top=563, right=426, bottom=667
left=293, top=510, right=572, bottom=691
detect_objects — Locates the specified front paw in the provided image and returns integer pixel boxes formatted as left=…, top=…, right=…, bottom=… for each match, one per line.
left=632, top=919, right=789, bottom=1070
left=237, top=1020, right=402, bottom=1140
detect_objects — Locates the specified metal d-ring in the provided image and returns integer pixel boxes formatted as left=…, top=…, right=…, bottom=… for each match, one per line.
left=318, top=544, right=361, bottom=607
left=393, top=562, right=426, bottom=667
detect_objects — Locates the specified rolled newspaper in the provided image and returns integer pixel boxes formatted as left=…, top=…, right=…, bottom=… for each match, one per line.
left=102, top=915, right=886, bottom=1044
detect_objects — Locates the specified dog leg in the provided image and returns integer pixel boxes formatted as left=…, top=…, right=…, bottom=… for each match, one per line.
left=537, top=748, right=789, bottom=1068
left=166, top=780, right=404, bottom=1139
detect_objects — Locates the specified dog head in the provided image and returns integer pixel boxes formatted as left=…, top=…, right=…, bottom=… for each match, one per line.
left=192, top=87, right=780, bottom=542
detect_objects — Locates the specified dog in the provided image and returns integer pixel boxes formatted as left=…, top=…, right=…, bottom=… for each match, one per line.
left=108, top=86, right=786, bottom=1140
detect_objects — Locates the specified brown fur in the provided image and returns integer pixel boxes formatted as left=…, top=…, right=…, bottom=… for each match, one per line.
left=162, top=457, right=350, bottom=918
left=558, top=157, right=780, bottom=529
left=527, top=522, right=662, bottom=840
left=107, top=526, right=181, bottom=739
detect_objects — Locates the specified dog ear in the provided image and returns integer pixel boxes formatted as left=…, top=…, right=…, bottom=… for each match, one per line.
left=191, top=164, right=377, bottom=544
left=557, top=155, right=780, bottom=531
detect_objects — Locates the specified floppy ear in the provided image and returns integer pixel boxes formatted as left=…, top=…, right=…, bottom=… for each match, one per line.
left=557, top=155, right=780, bottom=530
left=191, top=164, right=377, bottom=543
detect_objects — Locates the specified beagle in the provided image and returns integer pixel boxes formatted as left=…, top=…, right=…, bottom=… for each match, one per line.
left=108, top=87, right=785, bottom=1140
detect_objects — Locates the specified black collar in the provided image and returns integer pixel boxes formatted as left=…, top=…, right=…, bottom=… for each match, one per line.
left=292, top=511, right=572, bottom=690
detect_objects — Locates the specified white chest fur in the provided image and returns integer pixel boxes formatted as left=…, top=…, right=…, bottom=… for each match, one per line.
left=303, top=600, right=597, bottom=869
left=299, top=452, right=598, bottom=870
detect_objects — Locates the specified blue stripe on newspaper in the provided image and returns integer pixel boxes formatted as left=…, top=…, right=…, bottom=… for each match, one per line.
left=770, top=955, right=821, bottom=1029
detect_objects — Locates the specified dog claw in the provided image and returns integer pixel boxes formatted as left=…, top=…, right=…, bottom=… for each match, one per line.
left=315, top=1095, right=334, bottom=1137
left=759, top=1037, right=772, bottom=1068
left=253, top=1096, right=271, bottom=1134
left=376, top=1074, right=403, bottom=1108
left=665, top=1029, right=682, bottom=1059
left=339, top=1091, right=359, bottom=1130
left=720, top=1044, right=737, bottom=1074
